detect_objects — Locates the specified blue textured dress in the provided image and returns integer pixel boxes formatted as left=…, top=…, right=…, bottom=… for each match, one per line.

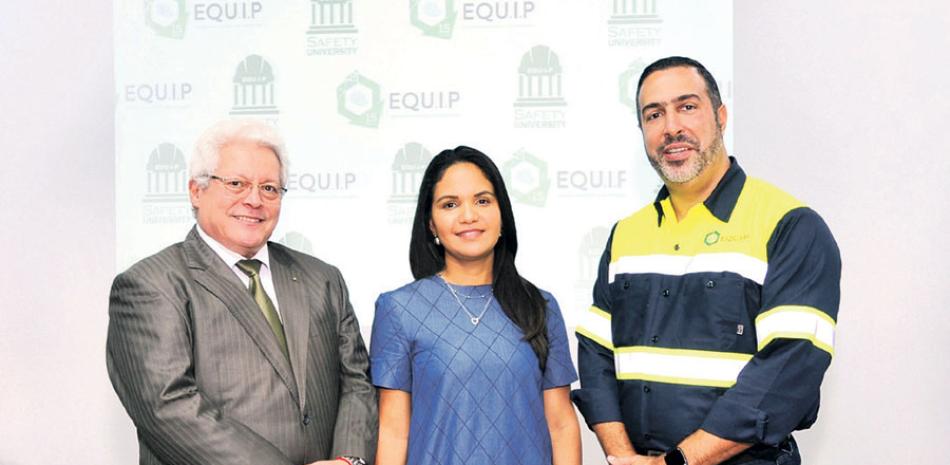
left=370, top=276, right=578, bottom=465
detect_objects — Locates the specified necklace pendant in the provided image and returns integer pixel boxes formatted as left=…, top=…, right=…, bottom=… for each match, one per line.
left=470, top=316, right=480, bottom=325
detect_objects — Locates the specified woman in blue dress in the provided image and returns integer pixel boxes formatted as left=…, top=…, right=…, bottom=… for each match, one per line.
left=370, top=146, right=581, bottom=465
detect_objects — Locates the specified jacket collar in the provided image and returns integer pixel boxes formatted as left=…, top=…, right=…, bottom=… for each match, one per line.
left=182, top=227, right=305, bottom=409
left=653, top=156, right=746, bottom=226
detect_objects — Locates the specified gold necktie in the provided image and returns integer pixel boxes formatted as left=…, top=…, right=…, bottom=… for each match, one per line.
left=236, top=259, right=290, bottom=361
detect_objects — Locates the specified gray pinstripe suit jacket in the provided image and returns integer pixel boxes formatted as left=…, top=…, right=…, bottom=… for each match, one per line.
left=107, top=228, right=377, bottom=465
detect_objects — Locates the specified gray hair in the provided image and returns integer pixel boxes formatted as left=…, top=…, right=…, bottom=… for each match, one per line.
left=189, top=119, right=290, bottom=188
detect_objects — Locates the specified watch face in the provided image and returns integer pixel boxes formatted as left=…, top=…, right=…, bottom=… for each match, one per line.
left=664, top=449, right=686, bottom=465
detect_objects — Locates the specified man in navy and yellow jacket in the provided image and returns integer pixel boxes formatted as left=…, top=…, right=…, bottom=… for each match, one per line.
left=572, top=56, right=840, bottom=465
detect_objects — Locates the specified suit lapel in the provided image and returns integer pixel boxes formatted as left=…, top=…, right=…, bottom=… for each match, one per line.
left=270, top=245, right=312, bottom=413
left=182, top=228, right=301, bottom=407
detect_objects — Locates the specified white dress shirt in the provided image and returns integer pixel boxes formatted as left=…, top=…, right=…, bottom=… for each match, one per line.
left=196, top=225, right=282, bottom=321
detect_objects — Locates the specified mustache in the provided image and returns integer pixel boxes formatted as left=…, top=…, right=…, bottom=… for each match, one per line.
left=658, top=134, right=699, bottom=153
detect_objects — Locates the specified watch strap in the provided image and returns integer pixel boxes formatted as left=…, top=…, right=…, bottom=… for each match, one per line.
left=336, top=456, right=367, bottom=465
left=664, top=447, right=687, bottom=465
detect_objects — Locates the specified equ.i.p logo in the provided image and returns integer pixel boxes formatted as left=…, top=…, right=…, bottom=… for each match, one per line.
left=229, top=55, right=279, bottom=116
left=410, top=0, right=456, bottom=39
left=502, top=149, right=550, bottom=207
left=145, top=0, right=187, bottom=39
left=704, top=230, right=721, bottom=246
left=337, top=71, right=383, bottom=128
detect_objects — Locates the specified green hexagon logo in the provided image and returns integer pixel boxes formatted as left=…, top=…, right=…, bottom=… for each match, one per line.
left=145, top=0, right=187, bottom=39
left=502, top=149, right=550, bottom=207
left=410, top=0, right=456, bottom=39
left=336, top=71, right=382, bottom=128
left=619, top=59, right=648, bottom=112
left=277, top=232, right=314, bottom=255
left=704, top=230, right=721, bottom=246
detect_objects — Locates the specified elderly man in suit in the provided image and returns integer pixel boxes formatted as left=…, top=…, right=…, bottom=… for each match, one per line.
left=107, top=119, right=377, bottom=465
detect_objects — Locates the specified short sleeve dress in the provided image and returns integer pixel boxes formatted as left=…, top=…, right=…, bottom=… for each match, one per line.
left=370, top=276, right=577, bottom=465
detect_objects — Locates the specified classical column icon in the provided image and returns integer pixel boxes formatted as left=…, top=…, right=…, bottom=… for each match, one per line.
left=514, top=45, right=566, bottom=107
left=144, top=143, right=188, bottom=203
left=308, top=0, right=358, bottom=34
left=608, top=0, right=662, bottom=25
left=389, top=143, right=433, bottom=203
left=230, top=55, right=279, bottom=116
left=577, top=227, right=610, bottom=285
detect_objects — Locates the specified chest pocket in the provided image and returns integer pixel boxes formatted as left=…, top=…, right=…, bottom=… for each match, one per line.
left=675, top=274, right=752, bottom=351
left=608, top=276, right=652, bottom=348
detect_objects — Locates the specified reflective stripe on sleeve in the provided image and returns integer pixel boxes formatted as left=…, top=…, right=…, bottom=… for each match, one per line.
left=575, top=305, right=613, bottom=350
left=608, top=253, right=767, bottom=285
left=756, top=305, right=836, bottom=356
left=614, top=346, right=752, bottom=388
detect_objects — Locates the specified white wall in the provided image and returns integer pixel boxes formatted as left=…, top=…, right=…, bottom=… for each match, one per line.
left=733, top=2, right=950, bottom=463
left=0, top=1, right=133, bottom=464
left=2, top=1, right=948, bottom=464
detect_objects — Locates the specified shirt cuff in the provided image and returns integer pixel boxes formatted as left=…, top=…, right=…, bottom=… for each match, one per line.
left=700, top=396, right=768, bottom=444
left=571, top=387, right=623, bottom=427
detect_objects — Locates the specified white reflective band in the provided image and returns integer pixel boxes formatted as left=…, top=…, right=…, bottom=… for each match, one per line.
left=756, top=306, right=836, bottom=356
left=575, top=306, right=613, bottom=350
left=609, top=253, right=767, bottom=285
left=614, top=346, right=752, bottom=388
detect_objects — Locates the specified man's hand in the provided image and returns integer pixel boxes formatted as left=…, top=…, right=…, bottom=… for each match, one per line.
left=307, top=460, right=348, bottom=465
left=606, top=454, right=664, bottom=465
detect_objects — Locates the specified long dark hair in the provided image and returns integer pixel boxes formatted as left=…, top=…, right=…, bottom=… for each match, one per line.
left=409, top=146, right=550, bottom=371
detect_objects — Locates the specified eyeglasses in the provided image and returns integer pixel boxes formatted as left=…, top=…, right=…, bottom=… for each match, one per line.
left=207, top=175, right=287, bottom=201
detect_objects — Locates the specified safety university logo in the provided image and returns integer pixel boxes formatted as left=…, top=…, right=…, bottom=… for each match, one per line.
left=229, top=55, right=279, bottom=116
left=578, top=226, right=610, bottom=285
left=390, top=142, right=433, bottom=204
left=308, top=0, right=357, bottom=34
left=410, top=0, right=457, bottom=39
left=608, top=0, right=662, bottom=25
left=143, top=143, right=188, bottom=203
left=607, top=0, right=663, bottom=48
left=337, top=71, right=383, bottom=128
left=514, top=45, right=566, bottom=108
left=145, top=0, right=187, bottom=39
left=388, top=142, right=434, bottom=223
left=513, top=45, right=567, bottom=128
left=142, top=143, right=192, bottom=224
left=306, top=0, right=359, bottom=56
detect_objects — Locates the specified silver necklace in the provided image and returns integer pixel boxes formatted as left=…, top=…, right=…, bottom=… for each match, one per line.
left=437, top=274, right=494, bottom=326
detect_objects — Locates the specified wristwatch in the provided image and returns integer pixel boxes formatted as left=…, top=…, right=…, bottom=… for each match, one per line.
left=664, top=447, right=687, bottom=465
left=336, top=456, right=367, bottom=465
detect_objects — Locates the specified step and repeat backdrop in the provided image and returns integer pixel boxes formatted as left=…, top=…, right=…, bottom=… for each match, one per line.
left=114, top=0, right=733, bottom=334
